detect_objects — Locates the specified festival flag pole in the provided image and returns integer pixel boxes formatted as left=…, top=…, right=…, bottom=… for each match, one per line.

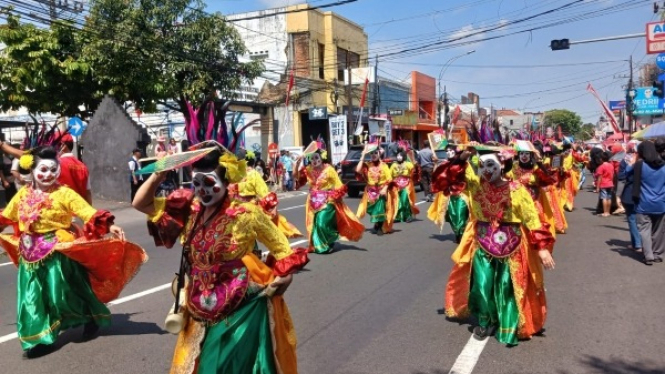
left=586, top=83, right=621, bottom=134
left=354, top=70, right=370, bottom=136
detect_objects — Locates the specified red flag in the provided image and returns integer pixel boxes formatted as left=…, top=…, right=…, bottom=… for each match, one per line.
left=586, top=83, right=621, bottom=133
left=359, top=76, right=370, bottom=107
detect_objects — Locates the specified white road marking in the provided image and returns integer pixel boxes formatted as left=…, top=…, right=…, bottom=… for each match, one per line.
left=0, top=262, right=13, bottom=267
left=416, top=201, right=428, bottom=206
left=448, top=335, right=489, bottom=374
left=279, top=204, right=306, bottom=211
left=0, top=239, right=309, bottom=344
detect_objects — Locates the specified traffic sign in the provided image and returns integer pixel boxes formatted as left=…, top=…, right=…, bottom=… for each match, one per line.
left=632, top=87, right=665, bottom=115
left=608, top=100, right=626, bottom=110
left=67, top=117, right=87, bottom=137
left=647, top=22, right=665, bottom=54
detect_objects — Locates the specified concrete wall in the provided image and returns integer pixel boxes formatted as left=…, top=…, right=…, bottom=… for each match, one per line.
left=81, top=96, right=150, bottom=202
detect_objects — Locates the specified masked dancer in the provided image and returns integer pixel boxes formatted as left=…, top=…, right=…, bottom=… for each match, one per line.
left=433, top=144, right=555, bottom=346
left=390, top=148, right=420, bottom=223
left=540, top=143, right=568, bottom=234
left=428, top=144, right=471, bottom=243
left=356, top=144, right=397, bottom=235
left=232, top=150, right=302, bottom=239
left=0, top=144, right=146, bottom=359
left=132, top=145, right=308, bottom=374
left=293, top=148, right=364, bottom=254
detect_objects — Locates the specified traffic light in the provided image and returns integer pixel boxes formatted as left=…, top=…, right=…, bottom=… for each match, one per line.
left=550, top=39, right=570, bottom=51
left=654, top=81, right=665, bottom=99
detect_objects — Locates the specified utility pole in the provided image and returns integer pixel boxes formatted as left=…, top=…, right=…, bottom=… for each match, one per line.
left=626, top=55, right=635, bottom=134
left=346, top=51, right=354, bottom=144
left=372, top=54, right=379, bottom=116
left=443, top=86, right=449, bottom=129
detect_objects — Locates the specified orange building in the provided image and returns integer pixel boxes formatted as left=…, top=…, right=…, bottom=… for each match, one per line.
left=390, top=71, right=438, bottom=148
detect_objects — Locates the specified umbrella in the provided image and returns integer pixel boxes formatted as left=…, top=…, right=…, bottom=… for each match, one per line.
left=610, top=151, right=626, bottom=162
left=632, top=121, right=665, bottom=140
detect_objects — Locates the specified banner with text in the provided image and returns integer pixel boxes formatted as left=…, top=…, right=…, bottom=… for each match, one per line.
left=329, top=115, right=348, bottom=165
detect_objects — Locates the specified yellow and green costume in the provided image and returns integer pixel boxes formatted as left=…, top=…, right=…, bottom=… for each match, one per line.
left=390, top=161, right=420, bottom=223
left=146, top=189, right=308, bottom=374
left=433, top=162, right=555, bottom=345
left=0, top=186, right=147, bottom=350
left=233, top=168, right=302, bottom=238
left=295, top=164, right=364, bottom=254
left=356, top=161, right=397, bottom=233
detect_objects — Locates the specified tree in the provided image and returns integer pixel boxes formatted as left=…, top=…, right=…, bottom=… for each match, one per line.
left=83, top=0, right=263, bottom=115
left=574, top=123, right=596, bottom=141
left=0, top=9, right=98, bottom=118
left=542, top=109, right=583, bottom=137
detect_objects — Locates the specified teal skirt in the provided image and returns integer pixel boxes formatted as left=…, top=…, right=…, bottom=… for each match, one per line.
left=394, top=188, right=413, bottom=223
left=310, top=203, right=339, bottom=254
left=198, top=295, right=277, bottom=374
left=445, top=195, right=470, bottom=238
left=17, top=252, right=111, bottom=350
left=366, top=196, right=387, bottom=223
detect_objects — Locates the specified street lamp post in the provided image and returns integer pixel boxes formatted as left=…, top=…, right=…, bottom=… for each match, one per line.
left=627, top=88, right=636, bottom=134
left=437, top=50, right=475, bottom=129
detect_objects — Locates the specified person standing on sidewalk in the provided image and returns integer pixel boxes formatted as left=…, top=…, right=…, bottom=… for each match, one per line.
left=280, top=150, right=294, bottom=191
left=594, top=152, right=614, bottom=217
left=618, top=148, right=642, bottom=253
left=626, top=141, right=665, bottom=266
left=418, top=140, right=438, bottom=202
left=128, top=149, right=144, bottom=202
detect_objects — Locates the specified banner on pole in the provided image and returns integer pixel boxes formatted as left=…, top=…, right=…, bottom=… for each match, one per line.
left=329, top=115, right=348, bottom=165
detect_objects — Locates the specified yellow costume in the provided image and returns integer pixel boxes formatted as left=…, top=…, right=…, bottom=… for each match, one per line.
left=234, top=168, right=302, bottom=238
left=147, top=189, right=308, bottom=374
left=390, top=161, right=420, bottom=222
left=356, top=161, right=397, bottom=234
left=295, top=164, right=364, bottom=254
left=0, top=186, right=146, bottom=350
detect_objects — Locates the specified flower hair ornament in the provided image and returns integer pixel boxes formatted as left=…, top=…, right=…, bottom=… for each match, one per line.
left=219, top=153, right=246, bottom=183
left=245, top=150, right=256, bottom=160
left=19, top=152, right=35, bottom=170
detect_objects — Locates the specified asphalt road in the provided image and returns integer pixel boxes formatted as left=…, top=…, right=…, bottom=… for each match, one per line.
left=1, top=183, right=664, bottom=374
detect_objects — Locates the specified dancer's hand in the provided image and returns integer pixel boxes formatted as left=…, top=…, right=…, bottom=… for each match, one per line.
left=109, top=225, right=126, bottom=241
left=539, top=250, right=555, bottom=270
left=270, top=274, right=293, bottom=296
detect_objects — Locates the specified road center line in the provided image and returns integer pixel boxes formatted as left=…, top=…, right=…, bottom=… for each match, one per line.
left=448, top=335, right=489, bottom=374
left=0, top=261, right=13, bottom=267
left=279, top=204, right=306, bottom=211
left=0, top=239, right=308, bottom=344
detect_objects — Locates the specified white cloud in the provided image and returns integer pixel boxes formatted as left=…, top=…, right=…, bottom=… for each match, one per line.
left=449, top=25, right=485, bottom=42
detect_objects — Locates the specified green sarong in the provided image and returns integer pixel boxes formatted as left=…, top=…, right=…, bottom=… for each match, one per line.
left=311, top=203, right=339, bottom=254
left=198, top=296, right=277, bottom=374
left=394, top=188, right=412, bottom=223
left=445, top=195, right=469, bottom=238
left=366, top=196, right=387, bottom=223
left=17, top=252, right=111, bottom=350
left=468, top=249, right=519, bottom=345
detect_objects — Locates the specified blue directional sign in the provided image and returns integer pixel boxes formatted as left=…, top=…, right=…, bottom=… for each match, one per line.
left=67, top=117, right=87, bottom=137
left=632, top=87, right=665, bottom=116
left=657, top=53, right=665, bottom=69
left=608, top=100, right=626, bottom=110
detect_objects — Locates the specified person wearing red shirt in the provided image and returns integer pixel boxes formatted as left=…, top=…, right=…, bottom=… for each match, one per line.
left=58, top=134, right=92, bottom=203
left=594, top=152, right=614, bottom=217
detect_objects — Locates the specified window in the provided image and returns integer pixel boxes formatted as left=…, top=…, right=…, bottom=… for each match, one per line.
left=318, top=43, right=325, bottom=79
left=337, top=48, right=361, bottom=82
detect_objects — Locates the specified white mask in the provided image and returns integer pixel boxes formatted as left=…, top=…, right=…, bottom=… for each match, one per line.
left=447, top=150, right=456, bottom=159
left=478, top=154, right=502, bottom=184
left=370, top=151, right=380, bottom=162
left=192, top=171, right=225, bottom=207
left=518, top=152, right=532, bottom=164
left=396, top=154, right=404, bottom=163
left=33, top=158, right=61, bottom=188
left=310, top=154, right=323, bottom=168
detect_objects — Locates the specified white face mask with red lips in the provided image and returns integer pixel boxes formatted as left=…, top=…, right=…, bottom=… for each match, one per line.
left=192, top=170, right=226, bottom=207
left=32, top=158, right=61, bottom=189
left=478, top=154, right=503, bottom=184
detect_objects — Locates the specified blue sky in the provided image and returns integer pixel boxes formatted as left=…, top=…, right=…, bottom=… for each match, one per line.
left=207, top=0, right=653, bottom=124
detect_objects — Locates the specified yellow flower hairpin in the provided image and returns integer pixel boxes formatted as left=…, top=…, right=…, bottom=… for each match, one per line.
left=19, top=153, right=34, bottom=170
left=219, top=153, right=247, bottom=183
